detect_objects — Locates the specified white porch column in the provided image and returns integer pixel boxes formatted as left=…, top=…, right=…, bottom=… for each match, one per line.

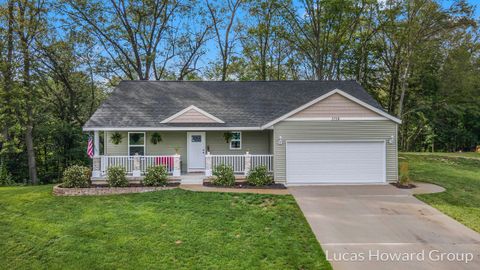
left=173, top=154, right=181, bottom=177
left=92, top=130, right=101, bottom=177
left=94, top=130, right=100, bottom=157
left=244, top=151, right=251, bottom=176
left=205, top=152, right=212, bottom=177
left=132, top=153, right=141, bottom=177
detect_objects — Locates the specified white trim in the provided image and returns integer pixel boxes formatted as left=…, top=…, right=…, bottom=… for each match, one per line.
left=261, top=89, right=401, bottom=128
left=284, top=117, right=389, bottom=121
left=187, top=132, right=206, bottom=172
left=83, top=127, right=261, bottom=131
left=160, top=105, right=225, bottom=124
left=127, top=132, right=146, bottom=156
left=229, top=131, right=242, bottom=150
left=285, top=139, right=387, bottom=184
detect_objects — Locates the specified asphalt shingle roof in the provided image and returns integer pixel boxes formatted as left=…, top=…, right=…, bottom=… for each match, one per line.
left=84, top=80, right=385, bottom=129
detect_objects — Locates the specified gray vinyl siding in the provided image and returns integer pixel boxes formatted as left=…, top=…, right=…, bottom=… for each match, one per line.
left=273, top=120, right=398, bottom=183
left=104, top=131, right=128, bottom=155
left=206, top=131, right=271, bottom=155
left=146, top=132, right=187, bottom=172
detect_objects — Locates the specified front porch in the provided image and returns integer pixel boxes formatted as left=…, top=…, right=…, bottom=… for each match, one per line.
left=91, top=153, right=274, bottom=184
left=89, top=129, right=274, bottom=183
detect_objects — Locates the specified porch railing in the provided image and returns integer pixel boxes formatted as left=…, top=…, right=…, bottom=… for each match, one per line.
left=206, top=152, right=273, bottom=176
left=98, top=155, right=178, bottom=176
left=210, top=155, right=246, bottom=173
left=251, top=155, right=274, bottom=172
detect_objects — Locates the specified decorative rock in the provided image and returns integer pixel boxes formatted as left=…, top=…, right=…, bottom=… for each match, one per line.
left=53, top=184, right=177, bottom=196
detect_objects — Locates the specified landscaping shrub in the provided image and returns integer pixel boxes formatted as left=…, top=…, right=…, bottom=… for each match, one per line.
left=212, top=164, right=235, bottom=186
left=62, top=165, right=91, bottom=188
left=0, top=160, right=14, bottom=186
left=247, top=166, right=272, bottom=186
left=143, top=165, right=168, bottom=186
left=107, top=166, right=128, bottom=187
left=399, top=161, right=411, bottom=186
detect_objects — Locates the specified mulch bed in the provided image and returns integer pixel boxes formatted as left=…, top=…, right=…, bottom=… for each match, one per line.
left=390, top=182, right=417, bottom=189
left=203, top=181, right=286, bottom=189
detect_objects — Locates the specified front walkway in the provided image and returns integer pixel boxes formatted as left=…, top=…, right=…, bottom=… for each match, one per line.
left=180, top=184, right=289, bottom=195
left=290, top=184, right=480, bottom=270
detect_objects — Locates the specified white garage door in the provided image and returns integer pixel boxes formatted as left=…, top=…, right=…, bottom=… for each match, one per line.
left=286, top=141, right=385, bottom=184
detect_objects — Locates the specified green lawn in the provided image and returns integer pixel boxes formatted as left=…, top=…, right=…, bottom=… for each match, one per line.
left=401, top=153, right=480, bottom=232
left=0, top=186, right=331, bottom=270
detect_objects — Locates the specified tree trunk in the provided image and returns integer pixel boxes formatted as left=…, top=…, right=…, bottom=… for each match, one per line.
left=25, top=120, right=38, bottom=184
left=1, top=0, right=15, bottom=152
left=397, top=60, right=410, bottom=119
left=19, top=12, right=38, bottom=184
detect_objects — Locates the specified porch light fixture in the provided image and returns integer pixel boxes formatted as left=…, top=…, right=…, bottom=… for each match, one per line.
left=277, top=136, right=283, bottom=145
left=388, top=135, right=394, bottom=144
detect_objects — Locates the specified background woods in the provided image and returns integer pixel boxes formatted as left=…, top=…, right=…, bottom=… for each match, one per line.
left=0, top=0, right=479, bottom=184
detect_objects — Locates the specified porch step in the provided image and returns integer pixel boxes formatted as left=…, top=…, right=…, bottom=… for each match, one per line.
left=180, top=173, right=205, bottom=185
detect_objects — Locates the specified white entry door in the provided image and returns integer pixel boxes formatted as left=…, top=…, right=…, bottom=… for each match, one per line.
left=286, top=141, right=386, bottom=184
left=187, top=132, right=206, bottom=171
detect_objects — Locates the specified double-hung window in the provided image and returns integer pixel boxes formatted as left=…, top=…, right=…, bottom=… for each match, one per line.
left=229, top=131, right=242, bottom=150
left=128, top=132, right=145, bottom=156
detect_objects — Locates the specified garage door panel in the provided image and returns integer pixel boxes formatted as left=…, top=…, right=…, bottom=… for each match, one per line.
left=286, top=141, right=385, bottom=184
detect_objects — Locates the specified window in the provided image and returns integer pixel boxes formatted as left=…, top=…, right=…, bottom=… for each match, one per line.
left=128, top=132, right=145, bottom=156
left=229, top=131, right=241, bottom=150
left=191, top=135, right=202, bottom=142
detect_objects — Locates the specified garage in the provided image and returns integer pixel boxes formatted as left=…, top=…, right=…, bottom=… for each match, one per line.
left=286, top=141, right=386, bottom=184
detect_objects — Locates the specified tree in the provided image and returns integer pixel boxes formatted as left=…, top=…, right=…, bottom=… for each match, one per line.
left=207, top=0, right=242, bottom=81
left=280, top=0, right=369, bottom=80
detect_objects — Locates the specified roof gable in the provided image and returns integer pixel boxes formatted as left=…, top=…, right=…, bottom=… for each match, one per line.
left=261, top=89, right=401, bottom=128
left=289, top=93, right=382, bottom=119
left=161, top=105, right=224, bottom=124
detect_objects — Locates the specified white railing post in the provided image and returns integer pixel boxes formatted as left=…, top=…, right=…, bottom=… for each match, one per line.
left=205, top=152, right=212, bottom=177
left=173, top=154, right=181, bottom=177
left=244, top=151, right=251, bottom=176
left=92, top=156, right=101, bottom=177
left=132, top=153, right=141, bottom=177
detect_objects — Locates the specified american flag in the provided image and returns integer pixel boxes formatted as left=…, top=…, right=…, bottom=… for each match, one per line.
left=87, top=134, right=94, bottom=158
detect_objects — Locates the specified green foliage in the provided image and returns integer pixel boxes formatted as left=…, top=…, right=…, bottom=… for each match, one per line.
left=110, top=132, right=123, bottom=145
left=106, top=166, right=128, bottom=187
left=247, top=166, right=272, bottom=186
left=143, top=166, right=168, bottom=186
left=212, top=164, right=235, bottom=186
left=398, top=162, right=411, bottom=186
left=62, top=165, right=91, bottom=188
left=0, top=160, right=14, bottom=186
left=223, top=132, right=233, bottom=143
left=150, top=132, right=162, bottom=144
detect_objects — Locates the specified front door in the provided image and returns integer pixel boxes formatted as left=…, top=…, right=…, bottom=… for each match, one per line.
left=187, top=132, right=206, bottom=171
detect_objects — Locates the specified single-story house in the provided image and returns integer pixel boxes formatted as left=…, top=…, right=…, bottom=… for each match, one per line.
left=83, top=80, right=401, bottom=185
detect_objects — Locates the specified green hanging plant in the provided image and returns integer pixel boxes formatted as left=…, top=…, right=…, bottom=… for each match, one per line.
left=150, top=132, right=163, bottom=144
left=223, top=132, right=233, bottom=143
left=110, top=132, right=123, bottom=145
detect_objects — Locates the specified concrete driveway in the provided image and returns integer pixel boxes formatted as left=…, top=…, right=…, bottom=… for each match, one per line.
left=289, top=185, right=480, bottom=270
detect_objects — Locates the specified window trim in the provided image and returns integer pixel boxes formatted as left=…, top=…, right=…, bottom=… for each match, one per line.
left=229, top=131, right=242, bottom=150
left=128, top=132, right=146, bottom=156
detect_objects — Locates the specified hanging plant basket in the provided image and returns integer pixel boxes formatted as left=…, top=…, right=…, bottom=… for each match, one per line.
left=110, top=132, right=123, bottom=145
left=150, top=132, right=163, bottom=144
left=223, top=132, right=233, bottom=143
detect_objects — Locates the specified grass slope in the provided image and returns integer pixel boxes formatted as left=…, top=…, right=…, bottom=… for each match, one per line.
left=401, top=153, right=480, bottom=232
left=0, top=186, right=331, bottom=270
